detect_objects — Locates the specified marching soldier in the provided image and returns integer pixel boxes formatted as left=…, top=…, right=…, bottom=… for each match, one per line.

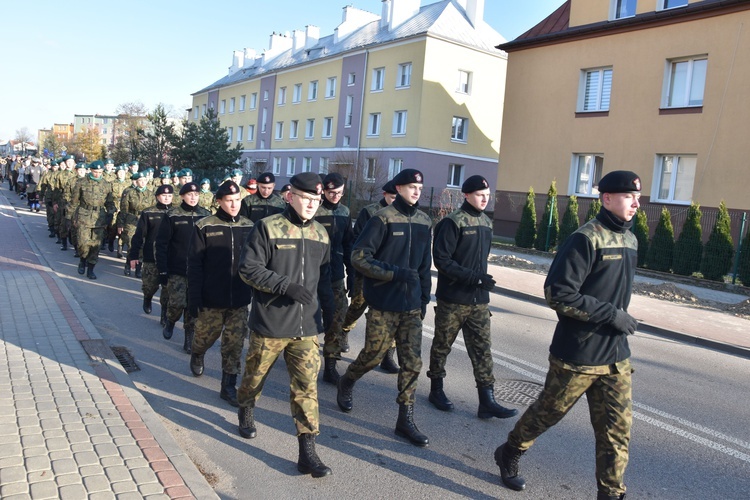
left=62, top=162, right=87, bottom=254
left=239, top=172, right=285, bottom=222
left=236, top=172, right=334, bottom=478
left=117, top=172, right=152, bottom=276
left=103, top=158, right=116, bottom=182
left=107, top=165, right=130, bottom=255
left=39, top=160, right=60, bottom=238
left=229, top=169, right=250, bottom=199
left=495, top=171, right=641, bottom=500
left=198, top=178, right=214, bottom=211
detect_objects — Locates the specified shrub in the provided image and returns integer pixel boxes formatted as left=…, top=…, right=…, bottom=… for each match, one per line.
left=632, top=209, right=649, bottom=268
left=672, top=203, right=703, bottom=276
left=534, top=181, right=559, bottom=251
left=515, top=187, right=536, bottom=248
left=585, top=198, right=601, bottom=222
left=738, top=225, right=750, bottom=286
left=700, top=201, right=734, bottom=282
left=645, top=207, right=674, bottom=272
left=558, top=195, right=580, bottom=247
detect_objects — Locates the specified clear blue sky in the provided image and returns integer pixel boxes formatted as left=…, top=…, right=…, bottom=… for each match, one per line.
left=0, top=0, right=563, bottom=142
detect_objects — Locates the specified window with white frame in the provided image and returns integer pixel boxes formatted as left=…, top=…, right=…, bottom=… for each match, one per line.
left=239, top=95, right=246, bottom=111
left=308, top=81, right=318, bottom=101
left=659, top=0, right=688, bottom=10
left=275, top=121, right=284, bottom=140
left=202, top=104, right=206, bottom=116
left=323, top=117, right=333, bottom=138
left=229, top=97, right=235, bottom=113
left=348, top=72, right=356, bottom=86
left=451, top=116, right=468, bottom=142
left=237, top=126, right=244, bottom=142
left=303, top=157, right=312, bottom=172
left=209, top=101, right=214, bottom=110
left=457, top=70, right=472, bottom=94
left=343, top=136, right=350, bottom=147
left=579, top=67, right=613, bottom=112
left=345, top=96, right=354, bottom=127
left=220, top=100, right=226, bottom=114
left=250, top=93, right=258, bottom=109
left=306, top=119, right=315, bottom=139
left=388, top=158, right=403, bottom=179
left=371, top=67, right=385, bottom=91
left=448, top=164, right=464, bottom=187
left=261, top=109, right=268, bottom=133
left=272, top=157, right=281, bottom=175
left=368, top=113, right=381, bottom=136
left=287, top=157, right=296, bottom=176
left=290, top=120, right=299, bottom=140
left=319, top=157, right=329, bottom=174
left=610, top=0, right=637, bottom=20
left=392, top=111, right=407, bottom=136
left=193, top=107, right=199, bottom=119
left=572, top=154, right=604, bottom=196
left=364, top=158, right=377, bottom=181
left=260, top=139, right=265, bottom=149
left=397, top=63, right=412, bottom=88
left=293, top=84, right=302, bottom=103
left=247, top=124, right=255, bottom=142
left=663, top=56, right=707, bottom=108
left=326, top=77, right=336, bottom=98
left=278, top=87, right=287, bottom=105
left=263, top=90, right=269, bottom=101
left=227, top=127, right=233, bottom=142
left=654, top=154, right=696, bottom=203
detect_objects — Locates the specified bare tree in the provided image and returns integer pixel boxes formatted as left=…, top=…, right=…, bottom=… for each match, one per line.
left=14, top=128, right=33, bottom=155
left=331, top=150, right=389, bottom=203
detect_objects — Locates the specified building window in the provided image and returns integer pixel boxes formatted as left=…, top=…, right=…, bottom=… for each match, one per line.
left=272, top=157, right=281, bottom=175
left=451, top=116, right=468, bottom=142
left=306, top=119, right=315, bottom=139
left=323, top=117, right=333, bottom=138
left=308, top=81, right=318, bottom=101
left=572, top=154, right=604, bottom=196
left=261, top=109, right=268, bottom=133
left=348, top=72, right=356, bottom=86
left=654, top=155, right=696, bottom=203
left=659, top=0, right=688, bottom=10
left=263, top=90, right=269, bottom=101
left=247, top=124, right=255, bottom=142
left=364, top=158, right=377, bottom=181
left=237, top=126, right=244, bottom=142
left=103, top=118, right=109, bottom=124
left=278, top=87, right=287, bottom=105
left=579, top=67, right=613, bottom=112
left=275, top=122, right=284, bottom=140
left=303, top=157, right=312, bottom=172
left=239, top=95, right=246, bottom=111
left=389, top=158, right=403, bottom=179
left=202, top=104, right=207, bottom=116
left=447, top=164, right=464, bottom=188
left=392, top=111, right=407, bottom=136
left=663, top=57, right=707, bottom=108
left=457, top=70, right=472, bottom=94
left=345, top=96, right=354, bottom=127
left=290, top=120, right=299, bottom=139
left=326, top=77, right=337, bottom=98
left=397, top=63, right=412, bottom=88
left=229, top=97, right=236, bottom=113
left=250, top=93, right=258, bottom=109
left=371, top=67, right=385, bottom=91
left=287, top=157, right=296, bottom=176
left=611, top=0, right=637, bottom=20
left=227, top=127, right=233, bottom=143
left=368, top=113, right=381, bottom=136
left=102, top=128, right=107, bottom=134
left=343, top=136, right=350, bottom=147
left=319, top=157, right=329, bottom=174
left=220, top=100, right=226, bottom=114
left=193, top=107, right=199, bottom=119
left=293, top=84, right=302, bottom=103
left=260, top=139, right=265, bottom=149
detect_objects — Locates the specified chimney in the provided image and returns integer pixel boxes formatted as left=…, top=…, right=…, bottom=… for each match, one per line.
left=292, top=29, right=306, bottom=54
left=465, top=0, right=485, bottom=27
left=266, top=31, right=293, bottom=59
left=305, top=25, right=320, bottom=49
left=381, top=0, right=391, bottom=29
left=389, top=0, right=420, bottom=30
left=244, top=48, right=257, bottom=67
left=229, top=50, right=244, bottom=75
left=336, top=5, right=380, bottom=43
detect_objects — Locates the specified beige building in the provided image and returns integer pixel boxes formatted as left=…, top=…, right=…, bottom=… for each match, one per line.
left=74, top=114, right=119, bottom=147
left=494, top=0, right=750, bottom=240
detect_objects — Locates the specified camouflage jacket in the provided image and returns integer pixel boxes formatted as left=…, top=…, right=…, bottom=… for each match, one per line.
left=239, top=192, right=286, bottom=223
left=353, top=198, right=388, bottom=240
left=117, top=187, right=152, bottom=229
left=70, top=175, right=116, bottom=229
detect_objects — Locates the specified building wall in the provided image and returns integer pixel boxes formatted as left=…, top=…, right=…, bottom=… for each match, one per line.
left=570, top=0, right=704, bottom=27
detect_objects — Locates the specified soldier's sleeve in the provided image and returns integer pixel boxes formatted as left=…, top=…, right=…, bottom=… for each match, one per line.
left=543, top=232, right=616, bottom=324
left=238, top=222, right=290, bottom=294
left=105, top=188, right=115, bottom=215
left=351, top=216, right=397, bottom=281
left=128, top=212, right=147, bottom=261
left=342, top=213, right=354, bottom=276
left=187, top=225, right=206, bottom=309
left=432, top=217, right=474, bottom=283
left=69, top=179, right=81, bottom=210
left=116, top=191, right=129, bottom=228
left=418, top=222, right=433, bottom=308
left=238, top=197, right=251, bottom=219
left=352, top=207, right=371, bottom=241
left=317, top=244, right=335, bottom=332
left=155, top=212, right=172, bottom=275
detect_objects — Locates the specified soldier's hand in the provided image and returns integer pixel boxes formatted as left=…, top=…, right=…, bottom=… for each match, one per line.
left=393, top=267, right=419, bottom=283
left=479, top=273, right=496, bottom=291
left=611, top=309, right=638, bottom=335
left=158, top=273, right=169, bottom=286
left=117, top=227, right=123, bottom=235
left=285, top=283, right=313, bottom=305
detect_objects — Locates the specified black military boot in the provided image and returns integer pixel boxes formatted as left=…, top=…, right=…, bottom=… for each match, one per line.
left=597, top=492, right=625, bottom=500
left=428, top=378, right=453, bottom=411
left=494, top=442, right=526, bottom=491
left=77, top=258, right=86, bottom=275
left=322, top=358, right=340, bottom=385
left=142, top=296, right=152, bottom=314
left=116, top=246, right=123, bottom=259
left=48, top=227, right=56, bottom=238
left=220, top=372, right=239, bottom=407
left=297, top=434, right=332, bottom=478
left=160, top=307, right=168, bottom=327
left=61, top=239, right=68, bottom=251
left=477, top=386, right=518, bottom=419
left=395, top=403, right=429, bottom=447
left=162, top=320, right=175, bottom=340
left=86, top=264, right=97, bottom=280
left=123, top=262, right=131, bottom=276
left=380, top=347, right=400, bottom=374
left=121, top=244, right=129, bottom=258
left=183, top=327, right=193, bottom=354
left=190, top=353, right=204, bottom=377
left=340, top=332, right=349, bottom=353
left=135, top=263, right=142, bottom=279
left=336, top=373, right=355, bottom=412
left=55, top=235, right=62, bottom=244
left=238, top=406, right=257, bottom=439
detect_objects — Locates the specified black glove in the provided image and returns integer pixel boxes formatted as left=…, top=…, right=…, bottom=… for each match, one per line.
left=285, top=283, right=313, bottom=305
left=611, top=309, right=638, bottom=335
left=158, top=273, right=168, bottom=286
left=393, top=267, right=419, bottom=283
left=478, top=273, right=496, bottom=291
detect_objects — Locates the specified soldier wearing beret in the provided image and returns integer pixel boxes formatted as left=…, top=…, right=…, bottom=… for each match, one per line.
left=495, top=170, right=641, bottom=500
left=117, top=172, right=152, bottom=276
left=428, top=175, right=518, bottom=420
left=106, top=165, right=130, bottom=256
left=230, top=169, right=250, bottom=199
left=188, top=181, right=254, bottom=406
left=198, top=178, right=214, bottom=212
left=155, top=182, right=211, bottom=352
left=38, top=160, right=61, bottom=238
left=337, top=168, right=432, bottom=447
left=239, top=171, right=285, bottom=222
left=236, top=171, right=335, bottom=478
left=61, top=162, right=88, bottom=254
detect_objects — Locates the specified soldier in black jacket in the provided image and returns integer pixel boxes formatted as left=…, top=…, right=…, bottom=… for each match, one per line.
left=239, top=172, right=285, bottom=222
left=188, top=181, right=254, bottom=407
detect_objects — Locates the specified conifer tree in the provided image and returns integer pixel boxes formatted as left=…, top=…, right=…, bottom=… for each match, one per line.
left=737, top=225, right=750, bottom=286
left=558, top=195, right=580, bottom=247
left=632, top=209, right=650, bottom=268
left=515, top=187, right=536, bottom=249
left=672, top=203, right=703, bottom=276
left=585, top=198, right=602, bottom=222
left=535, top=181, right=559, bottom=251
left=700, top=201, right=734, bottom=282
left=645, top=207, right=674, bottom=272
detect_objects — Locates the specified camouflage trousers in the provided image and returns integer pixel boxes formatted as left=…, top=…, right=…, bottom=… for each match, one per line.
left=237, top=333, right=321, bottom=436
left=166, top=275, right=195, bottom=333
left=507, top=355, right=633, bottom=497
left=192, top=306, right=249, bottom=374
left=76, top=224, right=106, bottom=265
left=141, top=262, right=168, bottom=310
left=45, top=201, right=55, bottom=229
left=341, top=274, right=366, bottom=333
left=323, top=279, right=348, bottom=359
left=427, top=300, right=495, bottom=387
left=345, top=308, right=423, bottom=405
left=119, top=222, right=136, bottom=249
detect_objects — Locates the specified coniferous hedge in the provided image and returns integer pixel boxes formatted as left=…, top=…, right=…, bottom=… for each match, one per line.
left=558, top=195, right=580, bottom=247
left=535, top=181, right=559, bottom=251
left=515, top=187, right=536, bottom=249
left=585, top=198, right=602, bottom=222
left=632, top=209, right=650, bottom=268
left=672, top=203, right=703, bottom=276
left=700, top=201, right=734, bottom=282
left=737, top=225, right=750, bottom=286
left=645, top=207, right=674, bottom=272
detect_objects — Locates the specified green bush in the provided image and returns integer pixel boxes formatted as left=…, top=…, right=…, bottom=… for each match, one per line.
left=558, top=195, right=580, bottom=247
left=632, top=209, right=649, bottom=268
left=700, top=201, right=734, bottom=282
left=645, top=207, right=674, bottom=272
left=535, top=181, right=559, bottom=251
left=585, top=198, right=601, bottom=222
left=738, top=225, right=750, bottom=286
left=515, top=187, right=536, bottom=249
left=672, top=203, right=703, bottom=276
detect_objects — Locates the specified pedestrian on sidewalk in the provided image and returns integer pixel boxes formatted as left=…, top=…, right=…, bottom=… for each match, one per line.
left=495, top=170, right=642, bottom=500
left=428, top=175, right=517, bottom=420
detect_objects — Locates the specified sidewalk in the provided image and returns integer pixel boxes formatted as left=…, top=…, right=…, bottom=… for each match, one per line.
left=0, top=188, right=217, bottom=499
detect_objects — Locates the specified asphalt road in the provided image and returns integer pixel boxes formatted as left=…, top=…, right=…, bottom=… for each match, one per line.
left=12, top=200, right=750, bottom=500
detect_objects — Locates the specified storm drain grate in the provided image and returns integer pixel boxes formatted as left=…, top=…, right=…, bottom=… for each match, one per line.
left=495, top=379, right=543, bottom=406
left=110, top=346, right=140, bottom=373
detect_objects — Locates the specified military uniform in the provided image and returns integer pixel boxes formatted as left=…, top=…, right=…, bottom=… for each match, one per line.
left=108, top=173, right=130, bottom=254
left=60, top=166, right=86, bottom=250
left=240, top=191, right=286, bottom=223
left=38, top=164, right=59, bottom=236
left=117, top=178, right=152, bottom=273
left=198, top=188, right=214, bottom=212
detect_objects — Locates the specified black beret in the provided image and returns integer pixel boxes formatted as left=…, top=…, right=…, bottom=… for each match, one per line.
left=257, top=172, right=275, bottom=184
left=461, top=175, right=490, bottom=193
left=280, top=183, right=292, bottom=193
left=323, top=172, right=345, bottom=190
left=598, top=170, right=642, bottom=194
left=155, top=185, right=174, bottom=196
left=392, top=168, right=424, bottom=186
left=382, top=180, right=397, bottom=194
left=290, top=172, right=323, bottom=196
left=216, top=180, right=241, bottom=199
left=179, top=182, right=200, bottom=195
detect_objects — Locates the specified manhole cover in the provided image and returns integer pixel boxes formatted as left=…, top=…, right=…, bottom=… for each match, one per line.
left=495, top=379, right=543, bottom=406
left=110, top=346, right=140, bottom=373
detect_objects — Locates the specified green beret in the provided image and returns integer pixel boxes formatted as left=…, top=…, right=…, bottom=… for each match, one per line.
left=89, top=160, right=104, bottom=170
left=131, top=172, right=143, bottom=180
left=76, top=162, right=87, bottom=170
left=201, top=178, right=211, bottom=185
left=180, top=168, right=193, bottom=177
left=231, top=169, right=243, bottom=177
